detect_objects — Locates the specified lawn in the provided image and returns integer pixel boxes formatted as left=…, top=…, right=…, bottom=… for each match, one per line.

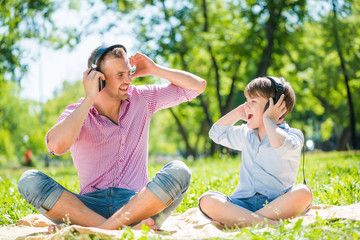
left=0, top=151, right=359, bottom=239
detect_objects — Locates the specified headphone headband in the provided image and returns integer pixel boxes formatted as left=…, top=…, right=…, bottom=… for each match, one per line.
left=266, top=76, right=284, bottom=103
left=91, top=44, right=127, bottom=70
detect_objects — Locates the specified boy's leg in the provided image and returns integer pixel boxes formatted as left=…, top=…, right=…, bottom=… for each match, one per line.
left=17, top=169, right=106, bottom=227
left=98, top=160, right=191, bottom=230
left=255, top=184, right=313, bottom=220
left=199, top=193, right=277, bottom=228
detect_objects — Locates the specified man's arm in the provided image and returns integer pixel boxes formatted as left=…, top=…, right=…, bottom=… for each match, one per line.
left=47, top=69, right=104, bottom=155
left=130, top=53, right=206, bottom=94
left=263, top=94, right=288, bottom=148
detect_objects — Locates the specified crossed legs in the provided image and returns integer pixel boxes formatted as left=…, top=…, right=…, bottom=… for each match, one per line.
left=17, top=160, right=191, bottom=230
left=199, top=184, right=313, bottom=228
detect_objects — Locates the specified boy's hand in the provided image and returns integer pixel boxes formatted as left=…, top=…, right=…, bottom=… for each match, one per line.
left=130, top=52, right=158, bottom=78
left=235, top=104, right=248, bottom=121
left=263, top=94, right=287, bottom=124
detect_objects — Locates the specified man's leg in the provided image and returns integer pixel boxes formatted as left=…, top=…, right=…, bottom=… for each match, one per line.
left=98, top=160, right=191, bottom=230
left=255, top=184, right=313, bottom=220
left=199, top=194, right=277, bottom=228
left=17, top=169, right=106, bottom=227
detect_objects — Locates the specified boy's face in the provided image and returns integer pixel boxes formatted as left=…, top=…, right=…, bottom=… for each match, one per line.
left=101, top=56, right=132, bottom=101
left=244, top=95, right=268, bottom=129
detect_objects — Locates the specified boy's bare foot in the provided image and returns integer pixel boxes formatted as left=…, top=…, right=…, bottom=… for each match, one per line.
left=211, top=220, right=225, bottom=230
left=132, top=218, right=158, bottom=231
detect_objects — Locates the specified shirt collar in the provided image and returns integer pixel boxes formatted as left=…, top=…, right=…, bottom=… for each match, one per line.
left=86, top=86, right=134, bottom=115
left=249, top=121, right=290, bottom=135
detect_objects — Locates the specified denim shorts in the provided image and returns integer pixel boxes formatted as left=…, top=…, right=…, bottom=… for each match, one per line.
left=199, top=190, right=276, bottom=218
left=17, top=160, right=191, bottom=227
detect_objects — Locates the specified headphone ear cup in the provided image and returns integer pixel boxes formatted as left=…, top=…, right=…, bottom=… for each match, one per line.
left=99, top=78, right=105, bottom=91
left=264, top=101, right=270, bottom=112
left=264, top=97, right=277, bottom=112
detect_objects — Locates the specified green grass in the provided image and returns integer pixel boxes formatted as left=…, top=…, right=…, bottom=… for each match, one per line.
left=0, top=151, right=359, bottom=239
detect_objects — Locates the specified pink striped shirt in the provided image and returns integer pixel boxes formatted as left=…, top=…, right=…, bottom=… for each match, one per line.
left=46, top=83, right=199, bottom=194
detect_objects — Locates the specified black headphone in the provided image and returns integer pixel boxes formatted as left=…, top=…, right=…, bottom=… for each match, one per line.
left=91, top=44, right=127, bottom=91
left=264, top=76, right=285, bottom=111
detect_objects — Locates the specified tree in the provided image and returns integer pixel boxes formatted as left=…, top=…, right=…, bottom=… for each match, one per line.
left=331, top=0, right=357, bottom=149
left=121, top=0, right=309, bottom=157
left=0, top=0, right=80, bottom=164
left=282, top=0, right=359, bottom=150
left=0, top=81, right=42, bottom=164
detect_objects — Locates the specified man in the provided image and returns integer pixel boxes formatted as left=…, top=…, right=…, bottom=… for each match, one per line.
left=18, top=44, right=206, bottom=230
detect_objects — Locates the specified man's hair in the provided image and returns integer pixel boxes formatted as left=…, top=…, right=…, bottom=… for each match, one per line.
left=87, top=45, right=128, bottom=72
left=244, top=76, right=296, bottom=118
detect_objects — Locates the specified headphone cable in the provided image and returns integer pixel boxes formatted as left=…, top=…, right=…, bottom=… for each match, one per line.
left=302, top=144, right=307, bottom=185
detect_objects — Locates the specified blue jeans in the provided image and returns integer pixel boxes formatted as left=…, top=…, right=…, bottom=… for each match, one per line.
left=17, top=160, right=191, bottom=227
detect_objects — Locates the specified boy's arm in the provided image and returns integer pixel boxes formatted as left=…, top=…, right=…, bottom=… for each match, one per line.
left=209, top=104, right=247, bottom=151
left=130, top=53, right=206, bottom=94
left=215, top=104, right=247, bottom=126
left=263, top=94, right=288, bottom=148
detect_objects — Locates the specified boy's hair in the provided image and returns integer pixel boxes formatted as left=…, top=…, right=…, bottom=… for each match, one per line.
left=244, top=76, right=295, bottom=118
left=87, top=45, right=127, bottom=72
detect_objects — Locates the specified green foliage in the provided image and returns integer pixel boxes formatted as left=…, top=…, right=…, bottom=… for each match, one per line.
left=0, top=81, right=43, bottom=164
left=0, top=80, right=84, bottom=164
left=0, top=0, right=54, bottom=83
left=123, top=0, right=359, bottom=155
left=0, top=0, right=80, bottom=84
left=0, top=0, right=83, bottom=164
left=1, top=0, right=360, bottom=163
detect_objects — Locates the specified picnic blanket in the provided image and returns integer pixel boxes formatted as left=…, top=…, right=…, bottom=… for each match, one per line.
left=1, top=203, right=359, bottom=239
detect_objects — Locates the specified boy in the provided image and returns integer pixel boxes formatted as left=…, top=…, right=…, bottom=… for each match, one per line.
left=199, top=76, right=312, bottom=228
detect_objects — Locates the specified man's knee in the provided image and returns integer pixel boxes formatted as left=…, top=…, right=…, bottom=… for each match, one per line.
left=18, top=169, right=62, bottom=212
left=18, top=169, right=43, bottom=200
left=148, top=160, right=191, bottom=203
left=163, top=160, right=191, bottom=191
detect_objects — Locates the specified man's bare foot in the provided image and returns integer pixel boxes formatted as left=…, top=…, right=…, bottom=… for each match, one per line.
left=48, top=224, right=63, bottom=233
left=132, top=218, right=158, bottom=231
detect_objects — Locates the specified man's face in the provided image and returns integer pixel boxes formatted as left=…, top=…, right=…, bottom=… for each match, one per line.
left=101, top=56, right=132, bottom=101
left=243, top=95, right=268, bottom=129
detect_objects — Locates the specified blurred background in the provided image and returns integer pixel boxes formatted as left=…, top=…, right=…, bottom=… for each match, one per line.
left=0, top=0, right=359, bottom=167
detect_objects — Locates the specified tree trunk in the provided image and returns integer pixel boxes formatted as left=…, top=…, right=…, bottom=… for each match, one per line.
left=336, top=127, right=351, bottom=151
left=331, top=0, right=357, bottom=149
left=256, top=1, right=285, bottom=77
left=168, top=108, right=197, bottom=158
left=159, top=0, right=201, bottom=158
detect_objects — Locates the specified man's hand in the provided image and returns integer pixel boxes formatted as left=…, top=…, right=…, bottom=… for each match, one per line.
left=263, top=94, right=287, bottom=124
left=83, top=68, right=105, bottom=101
left=130, top=52, right=206, bottom=94
left=130, top=53, right=157, bottom=78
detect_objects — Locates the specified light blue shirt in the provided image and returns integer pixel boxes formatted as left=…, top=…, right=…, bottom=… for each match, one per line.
left=209, top=122, right=304, bottom=199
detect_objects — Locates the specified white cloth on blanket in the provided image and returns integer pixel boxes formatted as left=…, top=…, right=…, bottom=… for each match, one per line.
left=0, top=204, right=359, bottom=240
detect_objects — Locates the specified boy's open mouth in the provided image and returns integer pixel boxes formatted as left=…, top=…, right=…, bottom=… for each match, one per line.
left=247, top=114, right=253, bottom=120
